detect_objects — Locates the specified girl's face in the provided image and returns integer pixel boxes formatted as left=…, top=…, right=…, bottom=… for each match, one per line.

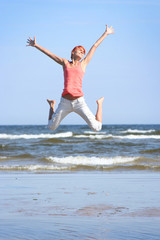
left=73, top=48, right=85, bottom=59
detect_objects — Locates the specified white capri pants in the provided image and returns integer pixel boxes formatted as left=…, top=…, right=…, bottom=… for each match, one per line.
left=48, top=96, right=102, bottom=132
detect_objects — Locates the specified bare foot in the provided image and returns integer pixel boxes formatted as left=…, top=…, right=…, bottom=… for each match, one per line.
left=96, top=97, right=104, bottom=105
left=47, top=99, right=56, bottom=109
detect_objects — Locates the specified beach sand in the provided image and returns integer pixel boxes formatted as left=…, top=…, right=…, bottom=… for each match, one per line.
left=0, top=172, right=160, bottom=239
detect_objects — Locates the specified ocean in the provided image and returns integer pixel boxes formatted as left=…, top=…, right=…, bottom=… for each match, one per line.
left=1, top=124, right=160, bottom=239
left=0, top=124, right=160, bottom=173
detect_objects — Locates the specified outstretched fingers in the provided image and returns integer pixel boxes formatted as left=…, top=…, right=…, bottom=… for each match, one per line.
left=26, top=38, right=30, bottom=46
left=26, top=37, right=31, bottom=46
left=105, top=25, right=115, bottom=34
left=26, top=36, right=36, bottom=47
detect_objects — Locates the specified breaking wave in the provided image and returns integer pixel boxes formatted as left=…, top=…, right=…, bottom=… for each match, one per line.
left=120, top=129, right=155, bottom=134
left=0, top=155, right=159, bottom=172
left=0, top=165, right=69, bottom=171
left=74, top=134, right=160, bottom=140
left=0, top=132, right=73, bottom=139
left=47, top=155, right=138, bottom=166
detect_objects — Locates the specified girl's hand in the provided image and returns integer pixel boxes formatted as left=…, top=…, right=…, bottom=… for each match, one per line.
left=26, top=36, right=36, bottom=47
left=105, top=25, right=115, bottom=35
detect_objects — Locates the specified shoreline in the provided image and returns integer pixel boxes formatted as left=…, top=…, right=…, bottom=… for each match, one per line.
left=1, top=172, right=160, bottom=239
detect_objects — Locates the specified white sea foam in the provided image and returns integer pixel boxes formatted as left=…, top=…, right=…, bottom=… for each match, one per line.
left=48, top=156, right=138, bottom=166
left=74, top=134, right=113, bottom=139
left=1, top=131, right=159, bottom=141
left=74, top=134, right=160, bottom=140
left=0, top=132, right=73, bottom=139
left=0, top=156, right=8, bottom=160
left=0, top=165, right=69, bottom=171
left=115, top=135, right=160, bottom=139
left=120, top=129, right=155, bottom=134
left=84, top=131, right=107, bottom=135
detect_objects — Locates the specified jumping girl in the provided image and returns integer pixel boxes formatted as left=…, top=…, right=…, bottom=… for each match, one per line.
left=27, top=25, right=114, bottom=131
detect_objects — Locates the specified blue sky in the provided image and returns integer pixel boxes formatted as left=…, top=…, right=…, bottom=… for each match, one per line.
left=0, top=0, right=160, bottom=125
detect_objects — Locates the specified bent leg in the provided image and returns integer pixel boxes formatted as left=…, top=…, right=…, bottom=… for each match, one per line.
left=47, top=98, right=72, bottom=131
left=74, top=97, right=103, bottom=132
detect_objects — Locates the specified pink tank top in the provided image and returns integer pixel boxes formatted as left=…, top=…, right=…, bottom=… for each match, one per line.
left=62, top=61, right=85, bottom=97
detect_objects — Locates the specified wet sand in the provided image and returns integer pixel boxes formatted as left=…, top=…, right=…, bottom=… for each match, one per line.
left=0, top=172, right=160, bottom=239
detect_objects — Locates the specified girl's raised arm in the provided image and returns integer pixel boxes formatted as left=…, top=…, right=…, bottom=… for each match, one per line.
left=26, top=36, right=67, bottom=65
left=82, top=25, right=114, bottom=69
